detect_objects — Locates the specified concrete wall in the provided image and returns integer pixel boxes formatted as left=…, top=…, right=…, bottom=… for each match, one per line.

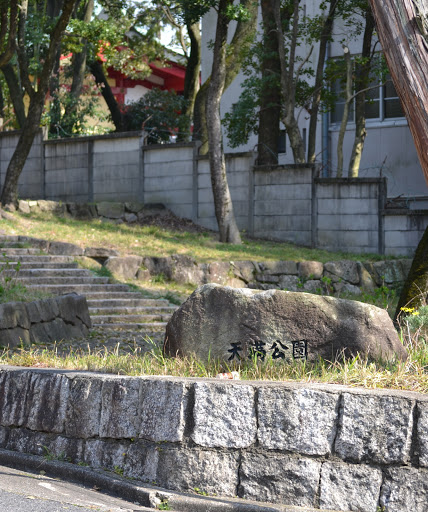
left=2, top=130, right=427, bottom=256
left=0, top=367, right=427, bottom=512
left=315, top=178, right=385, bottom=254
left=0, top=131, right=44, bottom=199
left=254, top=165, right=314, bottom=246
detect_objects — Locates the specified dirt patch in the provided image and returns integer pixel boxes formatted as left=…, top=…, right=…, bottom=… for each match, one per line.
left=138, top=207, right=214, bottom=234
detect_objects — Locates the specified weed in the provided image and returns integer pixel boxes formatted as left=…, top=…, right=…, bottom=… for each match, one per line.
left=194, top=487, right=209, bottom=496
left=113, top=465, right=124, bottom=476
left=158, top=500, right=171, bottom=510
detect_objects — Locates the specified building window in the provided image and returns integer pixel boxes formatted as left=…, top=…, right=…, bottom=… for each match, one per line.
left=278, top=129, right=286, bottom=153
left=330, top=56, right=404, bottom=124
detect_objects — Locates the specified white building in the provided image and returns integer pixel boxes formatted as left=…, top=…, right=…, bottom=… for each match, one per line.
left=201, top=1, right=428, bottom=208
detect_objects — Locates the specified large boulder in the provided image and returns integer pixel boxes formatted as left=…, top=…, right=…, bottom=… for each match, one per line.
left=164, top=284, right=407, bottom=363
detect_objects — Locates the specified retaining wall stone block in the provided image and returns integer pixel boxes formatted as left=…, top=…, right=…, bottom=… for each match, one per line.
left=257, top=387, right=339, bottom=456
left=156, top=448, right=239, bottom=496
left=298, top=261, right=323, bottom=279
left=124, top=441, right=158, bottom=482
left=0, top=370, right=31, bottom=427
left=48, top=241, right=83, bottom=256
left=279, top=275, right=299, bottom=290
left=416, top=401, right=428, bottom=467
left=57, top=293, right=91, bottom=327
left=192, top=382, right=256, bottom=448
left=65, top=377, right=103, bottom=439
left=230, top=261, right=258, bottom=283
left=84, top=438, right=128, bottom=470
left=335, top=392, right=414, bottom=464
left=324, top=261, right=359, bottom=285
left=319, top=462, right=382, bottom=512
left=0, top=302, right=30, bottom=329
left=380, top=467, right=428, bottom=512
left=239, top=452, right=321, bottom=507
left=104, top=255, right=143, bottom=280
left=100, top=378, right=141, bottom=439
left=259, top=261, right=298, bottom=275
left=24, top=373, right=70, bottom=433
left=96, top=202, right=125, bottom=219
left=139, top=379, right=189, bottom=442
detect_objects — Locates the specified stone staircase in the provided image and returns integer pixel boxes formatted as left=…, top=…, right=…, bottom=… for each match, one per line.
left=0, top=237, right=178, bottom=348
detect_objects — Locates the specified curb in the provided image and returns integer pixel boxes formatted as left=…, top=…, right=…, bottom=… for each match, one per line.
left=0, top=448, right=344, bottom=512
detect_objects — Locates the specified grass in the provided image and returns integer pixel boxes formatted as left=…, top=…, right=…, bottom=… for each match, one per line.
left=0, top=210, right=402, bottom=264
left=1, top=336, right=427, bottom=393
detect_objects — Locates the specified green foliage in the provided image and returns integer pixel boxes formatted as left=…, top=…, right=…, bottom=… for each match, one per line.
left=122, top=88, right=191, bottom=143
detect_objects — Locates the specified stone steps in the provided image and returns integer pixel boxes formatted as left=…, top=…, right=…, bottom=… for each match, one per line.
left=87, top=298, right=171, bottom=307
left=89, top=306, right=176, bottom=315
left=0, top=255, right=76, bottom=263
left=0, top=262, right=79, bottom=269
left=91, top=321, right=168, bottom=331
left=0, top=236, right=177, bottom=344
left=17, top=276, right=110, bottom=285
left=5, top=268, right=92, bottom=277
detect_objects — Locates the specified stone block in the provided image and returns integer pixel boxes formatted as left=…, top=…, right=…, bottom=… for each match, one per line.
left=99, top=377, right=141, bottom=439
left=18, top=200, right=31, bottom=213
left=206, top=261, right=231, bottom=285
left=0, top=370, right=32, bottom=426
left=157, top=447, right=239, bottom=496
left=84, top=247, right=119, bottom=258
left=380, top=467, right=428, bottom=512
left=298, top=261, right=324, bottom=279
left=230, top=261, right=258, bottom=283
left=57, top=294, right=91, bottom=328
left=48, top=241, right=83, bottom=256
left=319, top=462, right=382, bottom=512
left=334, top=392, right=414, bottom=464
left=258, top=261, right=298, bottom=275
left=278, top=275, right=299, bottom=291
left=65, top=377, right=103, bottom=439
left=84, top=438, right=128, bottom=470
left=139, top=379, right=189, bottom=442
left=416, top=401, right=428, bottom=467
left=258, top=387, right=339, bottom=456
left=96, top=202, right=125, bottom=219
left=255, top=273, right=280, bottom=284
left=124, top=441, right=158, bottom=482
left=104, top=255, right=143, bottom=280
left=191, top=382, right=257, bottom=448
left=0, top=302, right=30, bottom=329
left=239, top=452, right=321, bottom=507
left=324, top=261, right=360, bottom=284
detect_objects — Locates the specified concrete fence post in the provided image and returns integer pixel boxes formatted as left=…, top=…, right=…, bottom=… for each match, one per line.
left=378, top=177, right=387, bottom=255
left=88, top=140, right=94, bottom=202
left=192, top=141, right=201, bottom=222
left=139, top=132, right=146, bottom=204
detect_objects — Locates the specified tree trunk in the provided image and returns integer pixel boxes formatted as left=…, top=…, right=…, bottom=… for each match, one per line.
left=336, top=49, right=352, bottom=177
left=62, top=0, right=94, bottom=134
left=177, top=21, right=200, bottom=142
left=1, top=63, right=26, bottom=128
left=273, top=0, right=306, bottom=164
left=89, top=60, right=124, bottom=132
left=348, top=7, right=375, bottom=177
left=366, top=0, right=428, bottom=317
left=1, top=99, right=44, bottom=207
left=207, top=0, right=241, bottom=244
left=307, top=0, right=338, bottom=164
left=257, top=0, right=281, bottom=166
left=194, top=0, right=258, bottom=155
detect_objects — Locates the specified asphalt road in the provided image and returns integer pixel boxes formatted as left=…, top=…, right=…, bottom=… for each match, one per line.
left=0, top=464, right=152, bottom=512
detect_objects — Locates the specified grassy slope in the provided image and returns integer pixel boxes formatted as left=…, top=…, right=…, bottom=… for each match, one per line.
left=0, top=211, right=400, bottom=263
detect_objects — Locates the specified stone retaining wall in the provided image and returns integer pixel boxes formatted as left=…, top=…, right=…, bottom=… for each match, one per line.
left=0, top=367, right=426, bottom=512
left=0, top=294, right=91, bottom=348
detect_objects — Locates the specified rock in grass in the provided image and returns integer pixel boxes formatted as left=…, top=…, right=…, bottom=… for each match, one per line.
left=164, top=284, right=407, bottom=363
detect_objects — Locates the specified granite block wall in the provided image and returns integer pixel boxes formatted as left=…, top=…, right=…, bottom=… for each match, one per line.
left=0, top=368, right=426, bottom=512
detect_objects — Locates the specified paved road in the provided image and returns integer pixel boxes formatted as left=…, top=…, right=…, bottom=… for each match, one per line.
left=0, top=464, right=151, bottom=512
